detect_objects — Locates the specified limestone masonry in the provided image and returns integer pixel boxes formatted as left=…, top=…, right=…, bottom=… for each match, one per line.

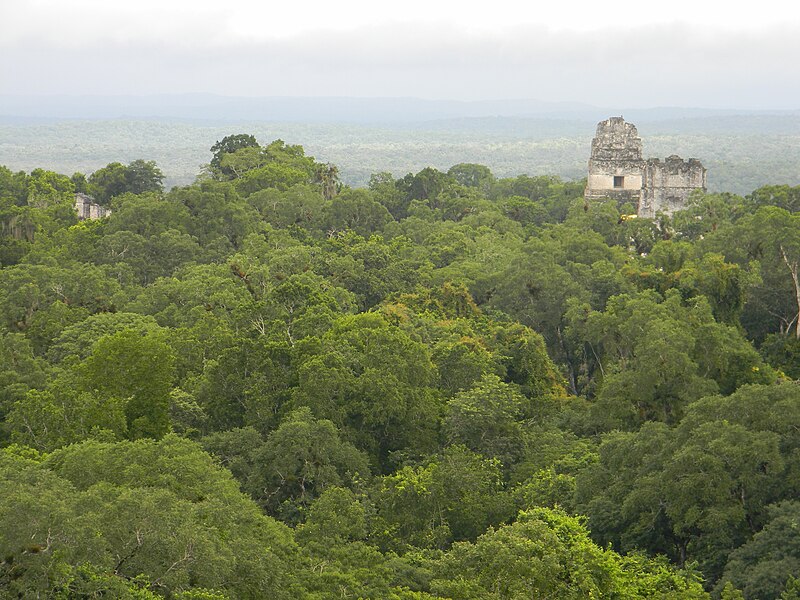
left=74, top=193, right=111, bottom=220
left=584, top=117, right=706, bottom=217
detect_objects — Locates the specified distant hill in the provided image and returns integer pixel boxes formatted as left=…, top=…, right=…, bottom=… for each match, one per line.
left=2, top=94, right=798, bottom=124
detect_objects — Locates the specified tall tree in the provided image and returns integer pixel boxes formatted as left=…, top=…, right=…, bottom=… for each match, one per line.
left=124, top=159, right=164, bottom=195
left=78, top=330, right=175, bottom=439
left=209, top=133, right=260, bottom=177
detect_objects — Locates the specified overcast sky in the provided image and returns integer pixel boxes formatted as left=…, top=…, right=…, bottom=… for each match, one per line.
left=1, top=0, right=799, bottom=108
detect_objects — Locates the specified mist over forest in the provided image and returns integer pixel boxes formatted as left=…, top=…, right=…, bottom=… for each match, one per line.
left=1, top=95, right=799, bottom=195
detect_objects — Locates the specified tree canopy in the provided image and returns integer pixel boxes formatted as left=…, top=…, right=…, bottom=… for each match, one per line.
left=1, top=137, right=799, bottom=598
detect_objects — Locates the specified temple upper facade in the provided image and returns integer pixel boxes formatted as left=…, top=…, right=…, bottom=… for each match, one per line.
left=584, top=117, right=706, bottom=217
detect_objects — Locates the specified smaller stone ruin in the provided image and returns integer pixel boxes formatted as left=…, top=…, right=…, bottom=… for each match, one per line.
left=74, top=193, right=111, bottom=220
left=584, top=117, right=706, bottom=217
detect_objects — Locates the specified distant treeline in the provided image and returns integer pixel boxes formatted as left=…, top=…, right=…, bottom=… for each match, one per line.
left=1, top=115, right=799, bottom=193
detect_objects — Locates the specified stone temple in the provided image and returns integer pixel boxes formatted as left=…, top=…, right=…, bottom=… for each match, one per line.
left=74, top=193, right=111, bottom=220
left=584, top=117, right=706, bottom=217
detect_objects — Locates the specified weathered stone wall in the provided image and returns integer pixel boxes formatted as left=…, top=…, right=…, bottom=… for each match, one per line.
left=74, top=193, right=111, bottom=220
left=584, top=117, right=706, bottom=217
left=639, top=156, right=707, bottom=218
left=585, top=117, right=644, bottom=206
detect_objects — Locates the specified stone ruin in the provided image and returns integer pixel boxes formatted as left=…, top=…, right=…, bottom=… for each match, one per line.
left=74, top=193, right=111, bottom=220
left=584, top=117, right=706, bottom=217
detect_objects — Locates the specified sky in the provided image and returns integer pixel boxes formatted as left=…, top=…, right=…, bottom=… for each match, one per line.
left=1, top=0, right=799, bottom=109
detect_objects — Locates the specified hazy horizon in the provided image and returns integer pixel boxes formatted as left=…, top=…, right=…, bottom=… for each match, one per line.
left=2, top=0, right=798, bottom=194
left=1, top=94, right=798, bottom=125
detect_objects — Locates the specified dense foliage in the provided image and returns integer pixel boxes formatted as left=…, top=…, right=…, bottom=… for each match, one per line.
left=1, top=136, right=799, bottom=598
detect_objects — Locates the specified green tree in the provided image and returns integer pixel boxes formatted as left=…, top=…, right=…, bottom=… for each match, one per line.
left=397, top=167, right=455, bottom=203
left=78, top=329, right=175, bottom=439
left=289, top=312, right=441, bottom=468
left=246, top=407, right=371, bottom=523
left=125, top=159, right=164, bottom=194
left=447, top=163, right=494, bottom=189
left=0, top=263, right=120, bottom=335
left=576, top=382, right=800, bottom=583
left=209, top=133, right=259, bottom=177
left=0, top=165, right=29, bottom=206
left=26, top=168, right=75, bottom=207
left=444, top=374, right=526, bottom=467
left=702, top=206, right=800, bottom=341
left=568, top=290, right=771, bottom=430
left=748, top=184, right=800, bottom=213
left=369, top=171, right=410, bottom=219
left=106, top=191, right=191, bottom=238
left=314, top=162, right=340, bottom=201
left=247, top=184, right=325, bottom=229
left=7, top=387, right=127, bottom=451
left=323, top=188, right=393, bottom=237
left=294, top=487, right=435, bottom=599
left=717, top=501, right=800, bottom=600
left=85, top=159, right=164, bottom=204
left=88, top=161, right=129, bottom=203
left=168, top=180, right=257, bottom=250
left=671, top=191, right=750, bottom=241
left=760, top=333, right=800, bottom=378
left=372, top=445, right=507, bottom=550
left=195, top=338, right=294, bottom=433
left=428, top=508, right=707, bottom=599
left=297, top=487, right=367, bottom=544
left=0, top=436, right=299, bottom=598
left=235, top=162, right=309, bottom=195
left=0, top=332, right=48, bottom=445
